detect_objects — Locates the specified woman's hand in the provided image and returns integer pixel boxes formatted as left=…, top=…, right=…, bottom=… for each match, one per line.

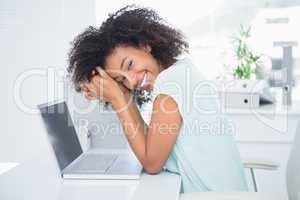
left=80, top=67, right=132, bottom=109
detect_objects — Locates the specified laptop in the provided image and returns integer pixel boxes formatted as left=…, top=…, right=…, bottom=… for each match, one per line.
left=38, top=100, right=142, bottom=179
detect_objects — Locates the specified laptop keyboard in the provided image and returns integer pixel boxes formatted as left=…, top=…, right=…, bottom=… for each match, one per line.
left=73, top=154, right=118, bottom=172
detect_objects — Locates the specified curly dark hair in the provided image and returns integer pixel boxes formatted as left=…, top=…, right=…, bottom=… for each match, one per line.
left=67, top=5, right=189, bottom=92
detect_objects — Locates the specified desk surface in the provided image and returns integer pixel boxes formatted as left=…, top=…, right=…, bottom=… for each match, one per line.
left=0, top=160, right=181, bottom=200
left=223, top=100, right=300, bottom=116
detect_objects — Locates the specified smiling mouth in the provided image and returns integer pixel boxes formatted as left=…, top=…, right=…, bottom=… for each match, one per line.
left=140, top=71, right=148, bottom=88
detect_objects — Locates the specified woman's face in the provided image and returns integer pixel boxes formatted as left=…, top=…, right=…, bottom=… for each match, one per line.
left=104, top=45, right=162, bottom=91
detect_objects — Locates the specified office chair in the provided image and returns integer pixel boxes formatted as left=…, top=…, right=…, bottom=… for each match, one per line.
left=180, top=119, right=300, bottom=200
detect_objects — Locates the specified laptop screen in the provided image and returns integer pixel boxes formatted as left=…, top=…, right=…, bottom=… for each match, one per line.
left=38, top=101, right=83, bottom=171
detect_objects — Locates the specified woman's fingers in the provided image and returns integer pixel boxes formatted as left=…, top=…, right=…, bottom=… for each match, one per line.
left=96, top=66, right=110, bottom=79
left=91, top=74, right=101, bottom=86
left=81, top=80, right=100, bottom=101
left=83, top=67, right=122, bottom=102
left=80, top=84, right=89, bottom=92
left=84, top=91, right=96, bottom=100
left=84, top=83, right=97, bottom=94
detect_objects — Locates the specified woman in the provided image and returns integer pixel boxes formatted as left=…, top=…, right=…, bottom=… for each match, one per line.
left=67, top=5, right=248, bottom=193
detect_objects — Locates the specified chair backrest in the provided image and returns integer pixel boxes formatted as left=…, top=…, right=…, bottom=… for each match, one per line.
left=286, top=119, right=300, bottom=200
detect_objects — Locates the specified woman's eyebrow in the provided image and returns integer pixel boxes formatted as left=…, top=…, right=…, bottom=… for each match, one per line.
left=120, top=57, right=127, bottom=70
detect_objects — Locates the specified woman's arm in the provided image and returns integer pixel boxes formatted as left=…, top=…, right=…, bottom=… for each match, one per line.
left=113, top=93, right=182, bottom=174
left=82, top=68, right=182, bottom=174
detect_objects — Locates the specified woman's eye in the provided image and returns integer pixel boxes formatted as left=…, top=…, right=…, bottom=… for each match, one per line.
left=128, top=60, right=133, bottom=70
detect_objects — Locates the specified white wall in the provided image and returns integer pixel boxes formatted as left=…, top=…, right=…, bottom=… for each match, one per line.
left=95, top=0, right=300, bottom=78
left=0, top=0, right=95, bottom=163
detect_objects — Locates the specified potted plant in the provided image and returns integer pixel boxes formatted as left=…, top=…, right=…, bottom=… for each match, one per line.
left=218, top=25, right=273, bottom=106
left=232, top=25, right=265, bottom=80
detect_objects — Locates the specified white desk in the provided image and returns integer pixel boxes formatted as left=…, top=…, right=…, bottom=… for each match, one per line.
left=0, top=99, right=181, bottom=200
left=0, top=160, right=181, bottom=200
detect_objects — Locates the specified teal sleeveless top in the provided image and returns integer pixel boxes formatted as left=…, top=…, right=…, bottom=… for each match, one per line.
left=149, top=56, right=248, bottom=193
